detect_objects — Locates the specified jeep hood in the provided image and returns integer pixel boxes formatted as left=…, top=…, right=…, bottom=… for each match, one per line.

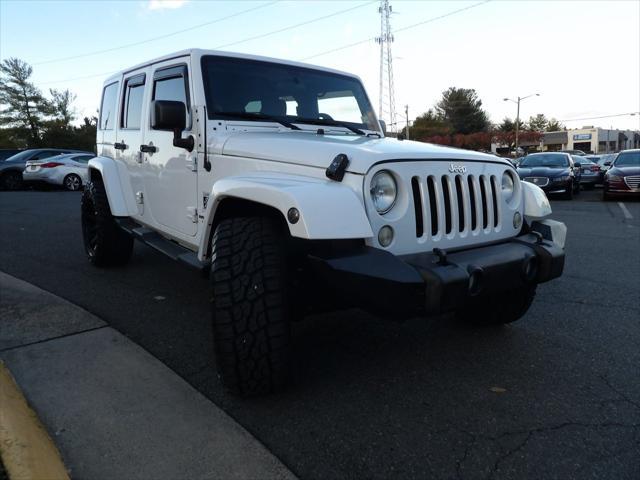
left=220, top=131, right=507, bottom=175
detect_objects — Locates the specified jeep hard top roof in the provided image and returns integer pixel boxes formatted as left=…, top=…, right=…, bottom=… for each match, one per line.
left=103, top=49, right=362, bottom=85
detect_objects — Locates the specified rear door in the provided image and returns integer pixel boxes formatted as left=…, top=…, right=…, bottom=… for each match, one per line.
left=142, top=59, right=198, bottom=237
left=116, top=69, right=150, bottom=217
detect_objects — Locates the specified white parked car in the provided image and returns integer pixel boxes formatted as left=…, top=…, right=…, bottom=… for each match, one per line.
left=82, top=49, right=567, bottom=396
left=24, top=152, right=95, bottom=190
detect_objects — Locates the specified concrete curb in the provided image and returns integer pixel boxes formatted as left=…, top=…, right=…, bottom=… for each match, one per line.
left=0, top=271, right=296, bottom=480
left=0, top=361, right=70, bottom=480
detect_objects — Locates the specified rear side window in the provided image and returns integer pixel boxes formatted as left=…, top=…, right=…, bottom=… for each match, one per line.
left=99, top=82, right=119, bottom=130
left=121, top=74, right=146, bottom=129
left=152, top=65, right=190, bottom=128
left=75, top=155, right=94, bottom=163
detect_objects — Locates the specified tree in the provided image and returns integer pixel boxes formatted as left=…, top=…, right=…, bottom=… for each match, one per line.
left=48, top=88, right=77, bottom=125
left=435, top=87, right=489, bottom=134
left=498, top=117, right=525, bottom=133
left=409, top=109, right=451, bottom=140
left=0, top=57, right=48, bottom=147
left=546, top=118, right=564, bottom=132
left=527, top=114, right=548, bottom=132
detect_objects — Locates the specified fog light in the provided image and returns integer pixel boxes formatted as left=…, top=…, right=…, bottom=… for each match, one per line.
left=378, top=225, right=394, bottom=247
left=287, top=207, right=300, bottom=224
left=513, top=211, right=522, bottom=230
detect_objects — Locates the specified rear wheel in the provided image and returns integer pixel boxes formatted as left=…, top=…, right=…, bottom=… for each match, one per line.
left=81, top=178, right=133, bottom=267
left=0, top=171, right=23, bottom=191
left=456, top=286, right=536, bottom=326
left=64, top=173, right=82, bottom=191
left=210, top=216, right=292, bottom=396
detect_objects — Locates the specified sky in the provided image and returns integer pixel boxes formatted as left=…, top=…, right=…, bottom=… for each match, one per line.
left=1, top=0, right=639, bottom=131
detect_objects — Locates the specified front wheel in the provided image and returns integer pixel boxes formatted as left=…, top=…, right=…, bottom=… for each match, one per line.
left=210, top=217, right=292, bottom=396
left=455, top=286, right=536, bottom=326
left=81, top=178, right=133, bottom=267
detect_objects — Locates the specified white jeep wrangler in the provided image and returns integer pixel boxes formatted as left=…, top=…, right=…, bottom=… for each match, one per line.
left=82, top=49, right=566, bottom=396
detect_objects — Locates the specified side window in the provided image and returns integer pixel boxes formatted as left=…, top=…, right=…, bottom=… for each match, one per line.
left=99, top=82, right=119, bottom=130
left=75, top=155, right=93, bottom=163
left=121, top=74, right=146, bottom=129
left=152, top=65, right=190, bottom=129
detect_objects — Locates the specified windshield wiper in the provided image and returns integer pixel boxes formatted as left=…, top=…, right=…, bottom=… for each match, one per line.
left=295, top=118, right=365, bottom=136
left=218, top=111, right=301, bottom=130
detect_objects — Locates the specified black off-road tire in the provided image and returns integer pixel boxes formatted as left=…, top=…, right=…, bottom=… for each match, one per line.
left=456, top=286, right=537, bottom=326
left=210, top=217, right=292, bottom=396
left=81, top=178, right=133, bottom=267
left=0, top=171, right=23, bottom=191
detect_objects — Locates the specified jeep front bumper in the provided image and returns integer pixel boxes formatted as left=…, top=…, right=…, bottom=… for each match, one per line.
left=309, top=220, right=565, bottom=318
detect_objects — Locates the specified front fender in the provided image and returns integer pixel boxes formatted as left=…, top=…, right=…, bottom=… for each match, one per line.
left=88, top=157, right=137, bottom=217
left=199, top=173, right=373, bottom=258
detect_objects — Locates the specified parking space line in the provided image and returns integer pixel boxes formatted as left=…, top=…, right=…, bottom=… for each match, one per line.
left=617, top=202, right=633, bottom=220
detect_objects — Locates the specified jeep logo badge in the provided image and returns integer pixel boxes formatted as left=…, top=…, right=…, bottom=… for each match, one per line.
left=448, top=164, right=467, bottom=174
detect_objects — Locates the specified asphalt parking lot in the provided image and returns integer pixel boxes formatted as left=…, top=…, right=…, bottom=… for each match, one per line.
left=1, top=188, right=639, bottom=479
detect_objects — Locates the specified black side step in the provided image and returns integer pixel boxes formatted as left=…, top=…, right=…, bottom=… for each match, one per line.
left=115, top=218, right=209, bottom=273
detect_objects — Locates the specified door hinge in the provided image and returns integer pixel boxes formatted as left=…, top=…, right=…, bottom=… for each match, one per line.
left=186, top=206, right=198, bottom=223
left=186, top=155, right=197, bottom=172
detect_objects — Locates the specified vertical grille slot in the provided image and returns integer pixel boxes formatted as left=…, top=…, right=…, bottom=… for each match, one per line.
left=441, top=176, right=452, bottom=234
left=468, top=175, right=477, bottom=231
left=490, top=175, right=499, bottom=228
left=455, top=175, right=465, bottom=232
left=479, top=175, right=488, bottom=229
left=427, top=176, right=438, bottom=236
left=411, top=176, right=424, bottom=238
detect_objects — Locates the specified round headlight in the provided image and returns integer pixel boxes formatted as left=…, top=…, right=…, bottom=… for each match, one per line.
left=370, top=170, right=397, bottom=214
left=501, top=171, right=515, bottom=200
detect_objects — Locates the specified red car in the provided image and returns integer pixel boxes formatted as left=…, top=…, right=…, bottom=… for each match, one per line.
left=603, top=149, right=640, bottom=200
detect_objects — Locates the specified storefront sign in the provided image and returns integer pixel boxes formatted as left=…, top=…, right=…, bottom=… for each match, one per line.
left=573, top=134, right=592, bottom=140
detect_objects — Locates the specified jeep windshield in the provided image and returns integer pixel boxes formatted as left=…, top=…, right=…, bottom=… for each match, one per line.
left=201, top=55, right=380, bottom=133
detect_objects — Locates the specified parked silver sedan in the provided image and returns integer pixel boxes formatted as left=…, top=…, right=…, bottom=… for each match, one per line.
left=23, top=153, right=95, bottom=191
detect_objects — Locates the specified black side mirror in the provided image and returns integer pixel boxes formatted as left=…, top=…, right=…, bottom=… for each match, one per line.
left=574, top=162, right=581, bottom=168
left=604, top=161, right=611, bottom=166
left=150, top=100, right=194, bottom=152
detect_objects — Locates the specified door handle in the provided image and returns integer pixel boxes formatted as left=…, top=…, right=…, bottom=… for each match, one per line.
left=114, top=141, right=128, bottom=150
left=140, top=144, right=157, bottom=153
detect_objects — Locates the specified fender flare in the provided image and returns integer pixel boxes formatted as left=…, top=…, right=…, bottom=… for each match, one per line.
left=88, top=156, right=137, bottom=217
left=198, top=173, right=373, bottom=259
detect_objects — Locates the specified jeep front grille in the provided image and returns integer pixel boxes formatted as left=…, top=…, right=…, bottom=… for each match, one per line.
left=411, top=173, right=500, bottom=239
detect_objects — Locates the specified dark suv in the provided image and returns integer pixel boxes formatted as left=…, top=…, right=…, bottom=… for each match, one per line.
left=517, top=152, right=581, bottom=200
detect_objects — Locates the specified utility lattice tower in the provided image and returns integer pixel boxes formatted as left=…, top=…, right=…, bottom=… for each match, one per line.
left=376, top=0, right=396, bottom=132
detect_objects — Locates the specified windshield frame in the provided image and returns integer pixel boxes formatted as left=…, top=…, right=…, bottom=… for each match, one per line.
left=200, top=55, right=381, bottom=134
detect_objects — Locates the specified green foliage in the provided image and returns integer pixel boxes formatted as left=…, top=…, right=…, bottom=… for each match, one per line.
left=409, top=109, right=451, bottom=139
left=435, top=87, right=490, bottom=135
left=527, top=114, right=548, bottom=132
left=498, top=117, right=525, bottom=133
left=0, top=58, right=94, bottom=151
left=546, top=118, right=564, bottom=131
left=0, top=58, right=49, bottom=146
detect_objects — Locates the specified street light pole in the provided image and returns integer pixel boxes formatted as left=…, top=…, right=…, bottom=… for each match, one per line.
left=504, top=93, right=540, bottom=154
